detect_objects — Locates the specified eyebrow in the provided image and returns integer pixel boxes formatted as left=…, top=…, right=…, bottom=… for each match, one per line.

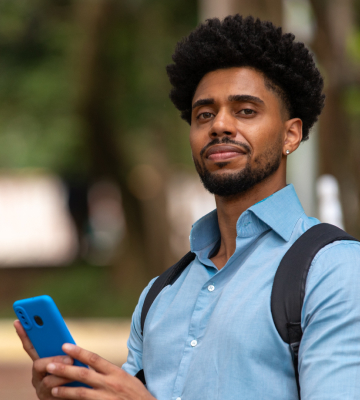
left=192, top=98, right=214, bottom=110
left=192, top=94, right=265, bottom=110
left=228, top=94, right=264, bottom=105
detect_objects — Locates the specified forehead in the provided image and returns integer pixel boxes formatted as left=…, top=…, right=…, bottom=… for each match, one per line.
left=192, top=67, right=276, bottom=105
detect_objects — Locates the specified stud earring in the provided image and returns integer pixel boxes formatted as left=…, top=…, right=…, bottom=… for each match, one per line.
left=286, top=150, right=290, bottom=155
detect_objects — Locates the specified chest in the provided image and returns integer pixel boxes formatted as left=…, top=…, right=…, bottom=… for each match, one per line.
left=143, top=246, right=290, bottom=367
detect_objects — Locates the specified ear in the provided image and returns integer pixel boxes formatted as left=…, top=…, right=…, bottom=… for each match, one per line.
left=282, top=118, right=302, bottom=156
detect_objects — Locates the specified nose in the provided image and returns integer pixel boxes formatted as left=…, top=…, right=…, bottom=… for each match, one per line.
left=209, top=109, right=236, bottom=139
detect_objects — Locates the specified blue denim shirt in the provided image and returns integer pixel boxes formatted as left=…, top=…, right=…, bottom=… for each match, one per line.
left=122, top=184, right=360, bottom=400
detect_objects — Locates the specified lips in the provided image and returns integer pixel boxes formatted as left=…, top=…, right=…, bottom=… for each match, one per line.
left=206, top=145, right=246, bottom=161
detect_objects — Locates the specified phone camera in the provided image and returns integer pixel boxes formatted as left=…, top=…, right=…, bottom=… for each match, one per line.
left=34, top=315, right=44, bottom=326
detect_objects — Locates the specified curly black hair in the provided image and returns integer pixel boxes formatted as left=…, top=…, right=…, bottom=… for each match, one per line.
left=166, top=15, right=325, bottom=141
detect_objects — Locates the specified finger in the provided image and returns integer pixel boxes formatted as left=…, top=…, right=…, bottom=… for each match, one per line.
left=46, top=363, right=100, bottom=388
left=34, top=356, right=74, bottom=377
left=41, top=374, right=73, bottom=390
left=51, top=385, right=96, bottom=400
left=14, top=320, right=39, bottom=361
left=62, top=344, right=115, bottom=374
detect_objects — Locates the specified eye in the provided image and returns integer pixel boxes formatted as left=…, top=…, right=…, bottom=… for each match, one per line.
left=197, top=112, right=214, bottom=120
left=238, top=108, right=256, bottom=116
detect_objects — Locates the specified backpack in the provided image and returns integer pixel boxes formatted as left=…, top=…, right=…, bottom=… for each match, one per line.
left=135, top=223, right=358, bottom=398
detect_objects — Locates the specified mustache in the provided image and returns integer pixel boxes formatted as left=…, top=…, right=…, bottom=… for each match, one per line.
left=200, top=137, right=251, bottom=157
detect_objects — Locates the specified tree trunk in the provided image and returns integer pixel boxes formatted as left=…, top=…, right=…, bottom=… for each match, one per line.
left=73, top=0, right=172, bottom=291
left=232, top=0, right=283, bottom=26
left=309, top=0, right=360, bottom=235
left=199, top=0, right=282, bottom=25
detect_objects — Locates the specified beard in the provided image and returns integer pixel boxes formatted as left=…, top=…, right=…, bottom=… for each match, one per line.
left=194, top=137, right=283, bottom=197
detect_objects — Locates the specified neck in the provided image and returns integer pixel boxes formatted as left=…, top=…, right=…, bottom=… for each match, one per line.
left=211, top=174, right=286, bottom=269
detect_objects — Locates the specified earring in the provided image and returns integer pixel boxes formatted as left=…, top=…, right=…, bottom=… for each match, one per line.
left=286, top=150, right=290, bottom=155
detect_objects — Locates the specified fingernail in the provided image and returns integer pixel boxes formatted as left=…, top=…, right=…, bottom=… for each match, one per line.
left=63, top=356, right=72, bottom=364
left=63, top=343, right=75, bottom=351
left=52, top=388, right=58, bottom=396
left=47, top=363, right=56, bottom=372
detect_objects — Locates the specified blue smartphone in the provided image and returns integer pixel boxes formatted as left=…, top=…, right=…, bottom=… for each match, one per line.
left=13, top=295, right=91, bottom=388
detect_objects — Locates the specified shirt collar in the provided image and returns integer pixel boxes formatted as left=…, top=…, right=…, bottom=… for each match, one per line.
left=190, top=209, right=220, bottom=252
left=190, top=184, right=305, bottom=252
left=248, top=184, right=305, bottom=242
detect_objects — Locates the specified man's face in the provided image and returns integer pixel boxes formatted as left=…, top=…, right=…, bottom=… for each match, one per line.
left=190, top=67, right=288, bottom=197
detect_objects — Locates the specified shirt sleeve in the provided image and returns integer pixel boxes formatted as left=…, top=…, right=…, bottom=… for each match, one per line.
left=300, top=240, right=360, bottom=400
left=121, top=277, right=157, bottom=376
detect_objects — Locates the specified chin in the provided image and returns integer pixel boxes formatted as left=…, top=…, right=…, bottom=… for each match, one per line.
left=212, top=165, right=246, bottom=175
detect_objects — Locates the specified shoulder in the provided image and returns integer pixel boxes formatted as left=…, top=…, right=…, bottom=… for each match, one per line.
left=296, top=220, right=360, bottom=284
left=310, top=239, right=360, bottom=276
left=303, top=239, right=360, bottom=325
left=137, top=277, right=158, bottom=310
left=129, top=276, right=159, bottom=338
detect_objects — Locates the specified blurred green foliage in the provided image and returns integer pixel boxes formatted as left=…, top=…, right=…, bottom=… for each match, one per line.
left=0, top=0, right=198, bottom=318
left=347, top=30, right=360, bottom=64
left=0, top=261, right=139, bottom=318
left=0, top=0, right=85, bottom=172
left=345, top=25, right=360, bottom=139
left=0, top=0, right=197, bottom=173
left=343, top=87, right=360, bottom=118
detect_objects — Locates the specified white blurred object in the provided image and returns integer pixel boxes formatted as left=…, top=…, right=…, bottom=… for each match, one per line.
left=316, top=174, right=344, bottom=229
left=283, top=0, right=315, bottom=44
left=0, top=173, right=78, bottom=267
left=167, top=173, right=216, bottom=258
left=285, top=0, right=318, bottom=218
left=86, top=180, right=125, bottom=266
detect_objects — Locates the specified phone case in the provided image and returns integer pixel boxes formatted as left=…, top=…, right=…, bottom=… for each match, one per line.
left=13, top=295, right=91, bottom=388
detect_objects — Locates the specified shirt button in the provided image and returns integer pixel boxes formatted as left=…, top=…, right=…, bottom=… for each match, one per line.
left=191, top=339, right=197, bottom=347
left=208, top=284, right=215, bottom=292
left=176, top=398, right=181, bottom=400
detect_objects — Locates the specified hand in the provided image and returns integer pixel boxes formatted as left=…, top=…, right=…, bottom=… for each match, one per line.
left=46, top=343, right=156, bottom=400
left=14, top=320, right=74, bottom=400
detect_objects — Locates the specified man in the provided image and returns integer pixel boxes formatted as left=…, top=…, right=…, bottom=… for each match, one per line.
left=15, top=15, right=360, bottom=400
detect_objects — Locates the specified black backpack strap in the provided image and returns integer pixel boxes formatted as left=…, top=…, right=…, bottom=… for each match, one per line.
left=136, top=251, right=195, bottom=385
left=271, top=223, right=358, bottom=398
left=134, top=369, right=146, bottom=384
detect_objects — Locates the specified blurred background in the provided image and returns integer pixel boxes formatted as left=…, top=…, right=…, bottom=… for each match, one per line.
left=0, top=0, right=359, bottom=398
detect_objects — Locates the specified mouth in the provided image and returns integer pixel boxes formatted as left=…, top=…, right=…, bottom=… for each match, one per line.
left=206, top=145, right=247, bottom=161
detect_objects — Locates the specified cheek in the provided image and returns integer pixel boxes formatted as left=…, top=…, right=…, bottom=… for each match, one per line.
left=189, top=131, right=202, bottom=155
left=253, top=118, right=284, bottom=142
left=189, top=137, right=196, bottom=156
left=259, top=133, right=284, bottom=159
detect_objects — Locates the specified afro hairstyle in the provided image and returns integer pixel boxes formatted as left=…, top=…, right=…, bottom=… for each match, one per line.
left=166, top=15, right=325, bottom=141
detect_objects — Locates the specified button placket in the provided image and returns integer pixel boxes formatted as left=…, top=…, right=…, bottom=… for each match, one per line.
left=172, top=281, right=210, bottom=396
